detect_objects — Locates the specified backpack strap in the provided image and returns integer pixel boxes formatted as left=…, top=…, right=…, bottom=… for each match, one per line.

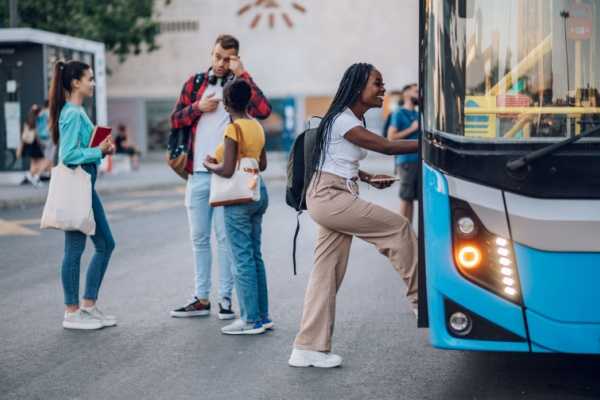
left=292, top=210, right=302, bottom=275
left=231, top=122, right=246, bottom=169
left=191, top=73, right=205, bottom=102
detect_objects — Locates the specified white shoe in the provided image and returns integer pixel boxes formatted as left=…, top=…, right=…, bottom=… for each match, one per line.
left=288, top=348, right=342, bottom=368
left=221, top=319, right=265, bottom=335
left=81, top=306, right=117, bottom=327
left=62, top=310, right=103, bottom=330
left=413, top=308, right=418, bottom=319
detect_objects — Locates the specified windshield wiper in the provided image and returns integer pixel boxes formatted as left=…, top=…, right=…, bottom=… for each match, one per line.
left=506, top=125, right=600, bottom=171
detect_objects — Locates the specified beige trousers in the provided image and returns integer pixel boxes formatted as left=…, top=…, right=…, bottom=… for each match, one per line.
left=293, top=172, right=418, bottom=352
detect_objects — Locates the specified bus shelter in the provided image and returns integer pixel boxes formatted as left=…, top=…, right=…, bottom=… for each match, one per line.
left=0, top=28, right=106, bottom=172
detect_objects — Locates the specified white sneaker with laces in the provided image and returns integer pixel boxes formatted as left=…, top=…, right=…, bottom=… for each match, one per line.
left=221, top=319, right=265, bottom=335
left=62, top=310, right=103, bottom=330
left=288, top=348, right=343, bottom=368
left=81, top=306, right=117, bottom=327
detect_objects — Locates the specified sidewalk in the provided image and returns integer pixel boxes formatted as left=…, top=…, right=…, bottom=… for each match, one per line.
left=0, top=151, right=395, bottom=210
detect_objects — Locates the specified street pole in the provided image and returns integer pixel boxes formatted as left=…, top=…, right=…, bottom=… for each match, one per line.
left=9, top=0, right=19, bottom=28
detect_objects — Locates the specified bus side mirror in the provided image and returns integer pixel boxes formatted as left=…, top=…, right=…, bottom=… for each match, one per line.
left=458, top=0, right=474, bottom=19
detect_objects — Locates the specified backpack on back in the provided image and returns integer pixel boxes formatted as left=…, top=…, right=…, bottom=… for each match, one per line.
left=166, top=73, right=204, bottom=180
left=286, top=119, right=320, bottom=274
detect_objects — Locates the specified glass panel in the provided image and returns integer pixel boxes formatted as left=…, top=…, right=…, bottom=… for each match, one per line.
left=425, top=0, right=600, bottom=140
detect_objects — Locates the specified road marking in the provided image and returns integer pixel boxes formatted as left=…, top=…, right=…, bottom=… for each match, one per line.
left=125, top=187, right=185, bottom=198
left=0, top=219, right=39, bottom=236
left=133, top=200, right=182, bottom=212
left=104, top=200, right=145, bottom=212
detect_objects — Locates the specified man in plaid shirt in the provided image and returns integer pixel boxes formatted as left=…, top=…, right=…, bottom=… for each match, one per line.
left=170, top=34, right=271, bottom=321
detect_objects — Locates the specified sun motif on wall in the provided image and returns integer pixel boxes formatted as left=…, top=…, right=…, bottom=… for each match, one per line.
left=238, top=0, right=307, bottom=29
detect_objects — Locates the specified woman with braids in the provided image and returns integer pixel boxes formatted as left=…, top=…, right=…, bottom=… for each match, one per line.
left=49, top=60, right=117, bottom=330
left=288, top=63, right=419, bottom=368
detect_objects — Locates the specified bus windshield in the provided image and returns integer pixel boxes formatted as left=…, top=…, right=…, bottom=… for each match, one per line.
left=424, top=0, right=600, bottom=141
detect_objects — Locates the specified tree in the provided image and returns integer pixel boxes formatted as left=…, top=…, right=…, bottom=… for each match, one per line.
left=0, top=0, right=170, bottom=62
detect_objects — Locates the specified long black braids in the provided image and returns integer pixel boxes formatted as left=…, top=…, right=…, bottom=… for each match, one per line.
left=311, top=63, right=374, bottom=182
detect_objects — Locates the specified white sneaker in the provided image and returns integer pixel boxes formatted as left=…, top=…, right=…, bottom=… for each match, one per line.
left=81, top=306, right=117, bottom=327
left=62, top=310, right=103, bottom=330
left=288, top=348, right=343, bottom=368
left=221, top=319, right=265, bottom=335
left=413, top=308, right=418, bottom=319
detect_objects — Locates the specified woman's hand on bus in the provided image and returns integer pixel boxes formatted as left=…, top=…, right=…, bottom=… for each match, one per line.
left=99, top=137, right=115, bottom=156
left=345, top=126, right=418, bottom=156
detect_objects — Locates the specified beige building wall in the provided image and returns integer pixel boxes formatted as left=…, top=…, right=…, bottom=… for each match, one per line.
left=107, top=0, right=419, bottom=98
left=106, top=0, right=419, bottom=152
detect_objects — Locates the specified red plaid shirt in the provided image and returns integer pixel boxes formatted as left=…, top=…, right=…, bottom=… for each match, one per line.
left=170, top=71, right=272, bottom=174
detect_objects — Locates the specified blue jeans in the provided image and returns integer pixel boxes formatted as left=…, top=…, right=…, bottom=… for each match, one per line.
left=185, top=172, right=233, bottom=300
left=224, top=181, right=269, bottom=323
left=61, top=163, right=115, bottom=306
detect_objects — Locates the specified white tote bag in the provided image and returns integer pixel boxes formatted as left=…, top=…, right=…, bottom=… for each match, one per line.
left=40, top=164, right=96, bottom=235
left=209, top=123, right=261, bottom=207
left=209, top=157, right=261, bottom=207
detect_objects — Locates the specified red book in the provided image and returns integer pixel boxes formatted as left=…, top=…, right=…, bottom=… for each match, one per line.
left=89, top=126, right=112, bottom=147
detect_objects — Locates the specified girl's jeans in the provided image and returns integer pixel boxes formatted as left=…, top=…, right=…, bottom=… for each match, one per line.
left=61, top=163, right=115, bottom=306
left=224, top=182, right=269, bottom=323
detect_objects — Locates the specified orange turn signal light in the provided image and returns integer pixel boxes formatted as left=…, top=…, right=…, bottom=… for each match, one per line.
left=457, top=245, right=482, bottom=269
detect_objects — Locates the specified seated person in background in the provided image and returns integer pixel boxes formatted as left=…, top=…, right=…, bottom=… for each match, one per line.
left=114, top=124, right=141, bottom=170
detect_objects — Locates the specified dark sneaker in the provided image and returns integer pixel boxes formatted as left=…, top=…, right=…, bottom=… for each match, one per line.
left=261, top=317, right=274, bottom=330
left=170, top=297, right=210, bottom=318
left=218, top=297, right=235, bottom=320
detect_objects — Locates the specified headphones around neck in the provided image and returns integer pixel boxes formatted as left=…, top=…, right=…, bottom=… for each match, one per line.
left=208, top=68, right=233, bottom=87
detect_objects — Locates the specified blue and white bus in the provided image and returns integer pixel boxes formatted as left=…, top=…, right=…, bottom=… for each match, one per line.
left=418, top=0, right=600, bottom=353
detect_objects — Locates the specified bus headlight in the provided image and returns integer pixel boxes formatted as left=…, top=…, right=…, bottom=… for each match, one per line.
left=450, top=198, right=522, bottom=304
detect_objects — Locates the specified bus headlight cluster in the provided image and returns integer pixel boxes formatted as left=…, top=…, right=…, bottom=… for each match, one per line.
left=451, top=198, right=522, bottom=304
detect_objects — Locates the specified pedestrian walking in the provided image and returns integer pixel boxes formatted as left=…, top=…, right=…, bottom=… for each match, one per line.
left=169, top=34, right=271, bottom=320
left=289, top=63, right=419, bottom=368
left=203, top=79, right=272, bottom=335
left=37, top=100, right=56, bottom=179
left=387, top=83, right=420, bottom=223
left=17, top=104, right=48, bottom=187
left=48, top=60, right=117, bottom=330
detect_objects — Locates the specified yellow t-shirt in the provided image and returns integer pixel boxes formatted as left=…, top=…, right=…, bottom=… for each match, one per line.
left=214, top=119, right=265, bottom=163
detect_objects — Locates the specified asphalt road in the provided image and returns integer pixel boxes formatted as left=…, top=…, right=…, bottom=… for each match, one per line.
left=1, top=181, right=599, bottom=400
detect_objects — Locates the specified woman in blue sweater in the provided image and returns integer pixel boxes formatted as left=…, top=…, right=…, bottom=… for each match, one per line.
left=48, top=60, right=117, bottom=330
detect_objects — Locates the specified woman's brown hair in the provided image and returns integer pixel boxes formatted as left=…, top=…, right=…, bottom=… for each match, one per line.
left=48, top=60, right=90, bottom=145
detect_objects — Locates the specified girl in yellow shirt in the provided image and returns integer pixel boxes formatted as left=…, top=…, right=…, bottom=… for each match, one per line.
left=204, top=79, right=271, bottom=335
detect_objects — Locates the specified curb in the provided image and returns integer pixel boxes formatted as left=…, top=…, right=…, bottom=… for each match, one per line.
left=0, top=174, right=287, bottom=211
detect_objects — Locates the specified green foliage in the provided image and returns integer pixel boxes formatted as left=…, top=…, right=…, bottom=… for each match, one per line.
left=0, top=0, right=171, bottom=62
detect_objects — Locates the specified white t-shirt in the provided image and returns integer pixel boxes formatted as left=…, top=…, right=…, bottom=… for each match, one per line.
left=319, top=108, right=368, bottom=179
left=193, top=83, right=229, bottom=172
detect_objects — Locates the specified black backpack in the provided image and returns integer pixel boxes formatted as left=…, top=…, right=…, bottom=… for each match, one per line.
left=166, top=73, right=204, bottom=180
left=286, top=119, right=320, bottom=275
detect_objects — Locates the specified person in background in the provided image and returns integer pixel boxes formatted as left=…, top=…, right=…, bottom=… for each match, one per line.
left=204, top=79, right=271, bottom=335
left=37, top=100, right=55, bottom=179
left=18, top=104, right=48, bottom=187
left=48, top=60, right=117, bottom=330
left=387, top=83, right=420, bottom=224
left=114, top=124, right=141, bottom=170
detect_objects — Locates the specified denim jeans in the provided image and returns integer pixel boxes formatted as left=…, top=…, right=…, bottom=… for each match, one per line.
left=61, top=163, right=115, bottom=306
left=224, top=181, right=269, bottom=323
left=185, top=172, right=233, bottom=300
